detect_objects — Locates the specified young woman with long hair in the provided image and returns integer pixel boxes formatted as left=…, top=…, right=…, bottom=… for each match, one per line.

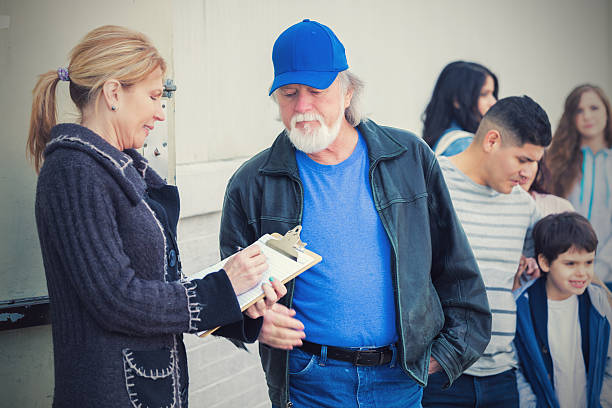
left=520, top=154, right=574, bottom=214
left=545, top=84, right=612, bottom=289
left=422, top=60, right=498, bottom=156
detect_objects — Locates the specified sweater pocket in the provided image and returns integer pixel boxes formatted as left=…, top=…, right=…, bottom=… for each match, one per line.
left=122, top=348, right=176, bottom=408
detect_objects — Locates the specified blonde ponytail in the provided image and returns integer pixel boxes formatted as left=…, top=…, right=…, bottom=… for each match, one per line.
left=26, top=25, right=166, bottom=173
left=27, top=71, right=61, bottom=173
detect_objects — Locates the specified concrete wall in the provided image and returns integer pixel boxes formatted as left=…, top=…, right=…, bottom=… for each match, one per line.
left=175, top=0, right=612, bottom=220
left=1, top=1, right=611, bottom=407
left=178, top=212, right=271, bottom=408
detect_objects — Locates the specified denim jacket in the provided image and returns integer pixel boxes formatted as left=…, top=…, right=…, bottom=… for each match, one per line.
left=432, top=122, right=473, bottom=157
left=219, top=119, right=491, bottom=407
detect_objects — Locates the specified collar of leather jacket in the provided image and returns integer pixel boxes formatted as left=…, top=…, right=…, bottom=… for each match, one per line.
left=258, top=119, right=409, bottom=177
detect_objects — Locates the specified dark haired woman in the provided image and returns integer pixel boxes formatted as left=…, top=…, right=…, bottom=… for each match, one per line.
left=520, top=155, right=574, bottom=214
left=545, top=84, right=612, bottom=290
left=422, top=61, right=498, bottom=156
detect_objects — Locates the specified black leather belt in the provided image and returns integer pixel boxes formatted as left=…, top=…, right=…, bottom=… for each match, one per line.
left=299, top=340, right=393, bottom=366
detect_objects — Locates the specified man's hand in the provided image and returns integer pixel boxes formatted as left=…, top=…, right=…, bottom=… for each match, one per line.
left=258, top=303, right=305, bottom=350
left=244, top=278, right=287, bottom=319
left=512, top=255, right=541, bottom=291
left=428, top=356, right=442, bottom=374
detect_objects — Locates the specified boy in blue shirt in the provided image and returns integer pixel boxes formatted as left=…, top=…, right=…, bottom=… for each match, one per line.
left=515, top=212, right=612, bottom=407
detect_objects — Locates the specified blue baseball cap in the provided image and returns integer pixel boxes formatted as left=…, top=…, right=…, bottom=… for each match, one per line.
left=269, top=19, right=348, bottom=96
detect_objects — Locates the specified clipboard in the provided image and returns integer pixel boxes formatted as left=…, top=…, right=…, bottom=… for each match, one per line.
left=190, top=226, right=322, bottom=337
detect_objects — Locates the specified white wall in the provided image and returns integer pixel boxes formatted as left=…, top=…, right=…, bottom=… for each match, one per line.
left=174, top=0, right=612, bottom=217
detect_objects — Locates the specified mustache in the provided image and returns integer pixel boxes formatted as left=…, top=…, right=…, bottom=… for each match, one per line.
left=290, top=112, right=324, bottom=129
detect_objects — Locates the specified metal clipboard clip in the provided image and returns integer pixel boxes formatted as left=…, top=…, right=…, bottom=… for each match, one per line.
left=265, top=225, right=307, bottom=261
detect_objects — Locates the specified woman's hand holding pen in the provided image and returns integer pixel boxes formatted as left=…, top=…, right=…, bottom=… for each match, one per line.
left=224, top=245, right=268, bottom=295
left=225, top=245, right=288, bottom=319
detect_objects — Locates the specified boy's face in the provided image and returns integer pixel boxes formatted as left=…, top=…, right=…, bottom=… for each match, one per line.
left=539, top=246, right=595, bottom=301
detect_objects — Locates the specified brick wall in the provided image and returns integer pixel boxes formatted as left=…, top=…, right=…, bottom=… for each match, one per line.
left=178, top=211, right=272, bottom=408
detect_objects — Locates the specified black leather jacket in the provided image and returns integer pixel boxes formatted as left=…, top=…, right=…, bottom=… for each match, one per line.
left=220, top=120, right=491, bottom=407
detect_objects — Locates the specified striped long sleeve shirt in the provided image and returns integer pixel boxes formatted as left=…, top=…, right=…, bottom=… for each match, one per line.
left=439, top=156, right=540, bottom=376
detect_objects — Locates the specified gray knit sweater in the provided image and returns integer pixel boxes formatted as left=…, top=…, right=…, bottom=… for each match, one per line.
left=35, top=124, right=260, bottom=407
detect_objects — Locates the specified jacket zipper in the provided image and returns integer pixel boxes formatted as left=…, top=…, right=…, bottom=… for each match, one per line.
left=589, top=312, right=605, bottom=406
left=368, top=157, right=406, bottom=370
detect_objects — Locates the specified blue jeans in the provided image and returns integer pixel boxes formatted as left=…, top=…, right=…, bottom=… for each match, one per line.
left=422, top=369, right=518, bottom=408
left=273, top=344, right=422, bottom=408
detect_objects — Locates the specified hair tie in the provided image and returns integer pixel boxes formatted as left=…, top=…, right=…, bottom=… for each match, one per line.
left=57, top=67, right=70, bottom=82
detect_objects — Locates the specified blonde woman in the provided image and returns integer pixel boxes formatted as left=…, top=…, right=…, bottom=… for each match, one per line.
left=28, top=25, right=284, bottom=407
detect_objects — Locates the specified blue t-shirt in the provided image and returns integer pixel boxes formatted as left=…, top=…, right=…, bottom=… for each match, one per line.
left=293, top=131, right=397, bottom=348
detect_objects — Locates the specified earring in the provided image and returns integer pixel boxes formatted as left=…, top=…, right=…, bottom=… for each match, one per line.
left=111, top=105, right=117, bottom=111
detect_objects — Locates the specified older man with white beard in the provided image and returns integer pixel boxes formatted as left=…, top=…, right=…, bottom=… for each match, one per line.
left=219, top=19, right=491, bottom=408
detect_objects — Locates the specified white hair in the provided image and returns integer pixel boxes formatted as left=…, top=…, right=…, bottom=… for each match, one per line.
left=337, top=70, right=365, bottom=126
left=270, top=70, right=366, bottom=126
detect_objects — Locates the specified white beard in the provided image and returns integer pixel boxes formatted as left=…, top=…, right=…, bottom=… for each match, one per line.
left=286, top=102, right=344, bottom=154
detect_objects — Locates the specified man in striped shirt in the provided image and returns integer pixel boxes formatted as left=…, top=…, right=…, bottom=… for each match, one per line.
left=422, top=96, right=552, bottom=407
